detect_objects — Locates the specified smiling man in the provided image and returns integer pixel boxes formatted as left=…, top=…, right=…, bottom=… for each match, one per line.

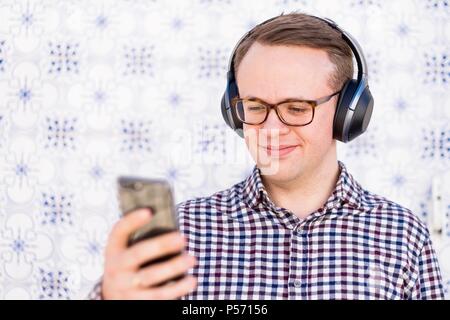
left=237, top=42, right=343, bottom=220
left=89, top=12, right=444, bottom=300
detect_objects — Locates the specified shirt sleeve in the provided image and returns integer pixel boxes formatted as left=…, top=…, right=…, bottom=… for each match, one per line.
left=86, top=279, right=104, bottom=300
left=409, top=236, right=445, bottom=300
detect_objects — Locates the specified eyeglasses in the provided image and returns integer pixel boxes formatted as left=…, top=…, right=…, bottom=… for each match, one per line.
left=232, top=91, right=341, bottom=126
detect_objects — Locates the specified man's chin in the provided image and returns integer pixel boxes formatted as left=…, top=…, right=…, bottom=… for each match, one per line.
left=256, top=158, right=299, bottom=178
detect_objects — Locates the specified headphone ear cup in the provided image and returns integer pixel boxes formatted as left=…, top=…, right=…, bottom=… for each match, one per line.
left=221, top=80, right=244, bottom=137
left=347, top=86, right=373, bottom=141
left=221, top=94, right=231, bottom=127
left=333, top=79, right=358, bottom=142
left=333, top=79, right=374, bottom=142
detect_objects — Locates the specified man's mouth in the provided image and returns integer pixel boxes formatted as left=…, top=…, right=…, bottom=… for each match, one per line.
left=263, top=145, right=299, bottom=150
left=258, top=144, right=300, bottom=157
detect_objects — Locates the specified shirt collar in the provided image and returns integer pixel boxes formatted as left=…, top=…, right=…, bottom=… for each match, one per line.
left=241, top=160, right=362, bottom=212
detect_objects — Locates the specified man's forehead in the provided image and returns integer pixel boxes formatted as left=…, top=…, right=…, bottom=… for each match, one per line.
left=235, top=44, right=335, bottom=99
left=237, top=74, right=332, bottom=103
left=236, top=42, right=334, bottom=73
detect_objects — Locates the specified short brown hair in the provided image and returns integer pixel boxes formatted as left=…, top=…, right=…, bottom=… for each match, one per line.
left=234, top=12, right=354, bottom=92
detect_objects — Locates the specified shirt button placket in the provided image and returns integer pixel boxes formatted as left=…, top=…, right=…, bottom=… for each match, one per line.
left=293, top=222, right=308, bottom=299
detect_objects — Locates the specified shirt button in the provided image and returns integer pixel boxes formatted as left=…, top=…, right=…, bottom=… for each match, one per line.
left=294, top=224, right=307, bottom=236
left=293, top=280, right=302, bottom=288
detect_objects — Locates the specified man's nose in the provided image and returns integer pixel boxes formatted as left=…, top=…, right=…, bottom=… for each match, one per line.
left=261, top=109, right=289, bottom=133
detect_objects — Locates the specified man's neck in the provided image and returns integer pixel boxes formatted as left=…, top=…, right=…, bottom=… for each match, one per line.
left=261, top=154, right=340, bottom=220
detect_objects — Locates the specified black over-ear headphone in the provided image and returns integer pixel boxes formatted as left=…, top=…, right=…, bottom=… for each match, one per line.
left=220, top=14, right=374, bottom=143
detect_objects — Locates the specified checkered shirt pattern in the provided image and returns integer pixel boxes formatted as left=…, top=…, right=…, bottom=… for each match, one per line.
left=88, top=161, right=445, bottom=300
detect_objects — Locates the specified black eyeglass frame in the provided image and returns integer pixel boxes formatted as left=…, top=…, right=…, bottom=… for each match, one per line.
left=232, top=90, right=341, bottom=126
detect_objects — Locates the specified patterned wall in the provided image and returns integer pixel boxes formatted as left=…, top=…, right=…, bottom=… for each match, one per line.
left=0, top=0, right=448, bottom=299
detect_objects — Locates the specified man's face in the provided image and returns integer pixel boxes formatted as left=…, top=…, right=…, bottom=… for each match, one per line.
left=236, top=42, right=338, bottom=183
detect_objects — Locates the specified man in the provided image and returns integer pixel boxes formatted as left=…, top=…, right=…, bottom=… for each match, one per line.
left=89, top=12, right=444, bottom=299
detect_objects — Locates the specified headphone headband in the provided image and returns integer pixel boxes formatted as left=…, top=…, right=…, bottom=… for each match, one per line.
left=226, top=14, right=368, bottom=84
left=317, top=17, right=368, bottom=83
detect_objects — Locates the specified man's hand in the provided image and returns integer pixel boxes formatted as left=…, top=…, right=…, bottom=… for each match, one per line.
left=102, top=208, right=197, bottom=299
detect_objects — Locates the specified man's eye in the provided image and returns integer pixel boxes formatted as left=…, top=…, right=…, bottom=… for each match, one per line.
left=288, top=106, right=308, bottom=113
left=247, top=106, right=265, bottom=111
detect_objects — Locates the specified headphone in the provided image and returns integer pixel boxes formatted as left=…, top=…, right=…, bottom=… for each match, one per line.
left=220, top=14, right=374, bottom=143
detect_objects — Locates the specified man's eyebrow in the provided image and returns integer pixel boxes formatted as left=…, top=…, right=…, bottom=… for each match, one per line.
left=242, top=95, right=307, bottom=101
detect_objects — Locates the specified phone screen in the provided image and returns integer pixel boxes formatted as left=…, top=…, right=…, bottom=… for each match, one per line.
left=117, top=177, right=185, bottom=285
left=117, top=177, right=178, bottom=247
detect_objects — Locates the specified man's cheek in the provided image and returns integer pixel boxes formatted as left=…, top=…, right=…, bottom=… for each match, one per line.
left=244, top=127, right=268, bottom=164
left=244, top=127, right=281, bottom=175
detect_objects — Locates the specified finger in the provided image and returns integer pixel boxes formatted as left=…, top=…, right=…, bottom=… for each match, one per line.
left=135, top=275, right=197, bottom=300
left=122, top=231, right=186, bottom=270
left=137, top=253, right=196, bottom=287
left=106, top=208, right=152, bottom=256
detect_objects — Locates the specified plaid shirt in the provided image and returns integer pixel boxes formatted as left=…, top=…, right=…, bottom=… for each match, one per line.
left=88, top=161, right=445, bottom=300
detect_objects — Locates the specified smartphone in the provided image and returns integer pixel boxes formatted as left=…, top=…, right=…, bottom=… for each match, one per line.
left=117, top=176, right=185, bottom=285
